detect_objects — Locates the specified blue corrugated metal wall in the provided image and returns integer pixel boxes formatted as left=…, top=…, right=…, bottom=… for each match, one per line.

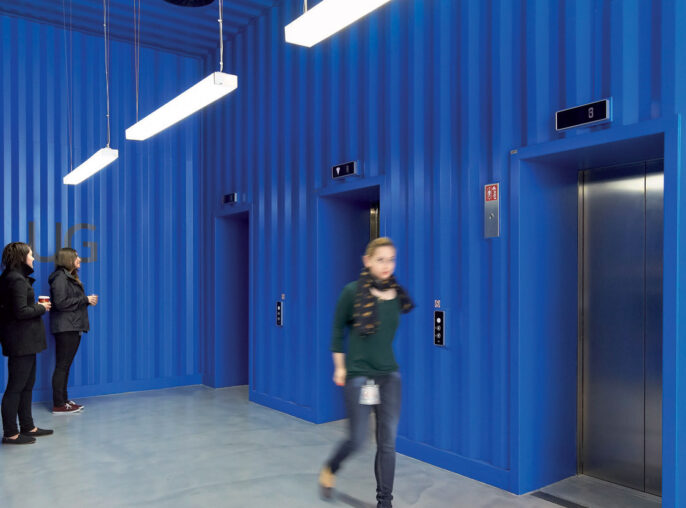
left=200, top=0, right=686, bottom=500
left=0, top=13, right=203, bottom=400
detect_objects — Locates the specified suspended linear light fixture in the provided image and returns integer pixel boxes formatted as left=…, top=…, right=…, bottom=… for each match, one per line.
left=285, top=0, right=392, bottom=48
left=64, top=0, right=118, bottom=185
left=125, top=73, right=237, bottom=140
left=63, top=147, right=119, bottom=185
left=126, top=0, right=237, bottom=141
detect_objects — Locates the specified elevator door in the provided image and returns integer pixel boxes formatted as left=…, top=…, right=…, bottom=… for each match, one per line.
left=580, top=160, right=663, bottom=496
left=370, top=202, right=380, bottom=241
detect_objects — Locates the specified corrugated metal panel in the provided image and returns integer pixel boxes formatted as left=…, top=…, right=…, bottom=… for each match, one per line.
left=0, top=13, right=202, bottom=400
left=0, top=0, right=280, bottom=57
left=200, top=0, right=686, bottom=497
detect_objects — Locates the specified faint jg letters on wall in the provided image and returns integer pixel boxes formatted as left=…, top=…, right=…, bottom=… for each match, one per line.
left=28, top=222, right=98, bottom=263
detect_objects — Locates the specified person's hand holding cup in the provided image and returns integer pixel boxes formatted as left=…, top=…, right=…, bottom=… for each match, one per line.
left=38, top=296, right=51, bottom=312
left=88, top=294, right=98, bottom=306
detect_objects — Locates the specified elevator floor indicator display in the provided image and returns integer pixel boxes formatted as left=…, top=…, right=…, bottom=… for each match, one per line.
left=223, top=192, right=238, bottom=204
left=555, top=99, right=611, bottom=131
left=332, top=161, right=359, bottom=180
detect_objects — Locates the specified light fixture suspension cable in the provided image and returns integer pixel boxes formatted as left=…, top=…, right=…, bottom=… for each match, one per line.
left=218, top=0, right=224, bottom=72
left=61, top=0, right=74, bottom=170
left=134, top=0, right=141, bottom=121
left=103, top=0, right=112, bottom=147
left=125, top=0, right=238, bottom=142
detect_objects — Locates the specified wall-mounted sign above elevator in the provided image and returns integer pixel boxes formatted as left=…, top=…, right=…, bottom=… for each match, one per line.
left=223, top=192, right=238, bottom=204
left=484, top=183, right=500, bottom=238
left=555, top=99, right=611, bottom=131
left=332, top=161, right=360, bottom=180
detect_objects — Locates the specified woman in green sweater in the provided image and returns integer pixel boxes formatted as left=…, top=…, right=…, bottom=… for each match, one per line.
left=319, top=237, right=414, bottom=508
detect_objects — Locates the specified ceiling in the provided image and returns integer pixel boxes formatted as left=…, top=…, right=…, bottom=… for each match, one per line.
left=0, top=0, right=281, bottom=57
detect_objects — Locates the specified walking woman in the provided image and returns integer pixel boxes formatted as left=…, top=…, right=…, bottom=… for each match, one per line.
left=49, top=248, right=97, bottom=414
left=319, top=237, right=414, bottom=508
left=0, top=242, right=54, bottom=444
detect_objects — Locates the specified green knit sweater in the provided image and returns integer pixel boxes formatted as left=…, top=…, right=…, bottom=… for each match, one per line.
left=330, top=281, right=401, bottom=378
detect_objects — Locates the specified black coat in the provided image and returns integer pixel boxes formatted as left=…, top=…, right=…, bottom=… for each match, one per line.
left=48, top=268, right=90, bottom=334
left=0, top=265, right=48, bottom=357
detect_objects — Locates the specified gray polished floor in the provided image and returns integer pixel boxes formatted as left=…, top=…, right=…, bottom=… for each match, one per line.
left=538, top=475, right=661, bottom=508
left=0, top=385, right=581, bottom=507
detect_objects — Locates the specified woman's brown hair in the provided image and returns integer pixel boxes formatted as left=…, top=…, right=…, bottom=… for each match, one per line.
left=55, top=247, right=82, bottom=286
left=1, top=242, right=31, bottom=272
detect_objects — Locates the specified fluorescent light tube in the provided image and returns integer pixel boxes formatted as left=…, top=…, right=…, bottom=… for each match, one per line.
left=63, top=147, right=119, bottom=185
left=126, top=72, right=238, bottom=141
left=285, top=0, right=392, bottom=48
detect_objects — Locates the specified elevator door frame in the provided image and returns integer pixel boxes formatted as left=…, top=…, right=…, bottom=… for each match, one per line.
left=315, top=176, right=386, bottom=424
left=508, top=116, right=684, bottom=505
left=212, top=204, right=253, bottom=390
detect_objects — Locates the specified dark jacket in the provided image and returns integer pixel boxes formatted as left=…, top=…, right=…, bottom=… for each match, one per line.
left=48, top=267, right=90, bottom=334
left=0, top=265, right=48, bottom=357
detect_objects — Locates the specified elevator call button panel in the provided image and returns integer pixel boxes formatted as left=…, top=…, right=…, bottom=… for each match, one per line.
left=434, top=310, right=445, bottom=347
left=276, top=301, right=283, bottom=327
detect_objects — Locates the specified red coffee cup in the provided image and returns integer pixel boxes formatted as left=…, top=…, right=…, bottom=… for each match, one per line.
left=38, top=296, right=50, bottom=304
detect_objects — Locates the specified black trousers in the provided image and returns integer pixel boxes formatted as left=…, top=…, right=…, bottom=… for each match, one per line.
left=1, top=354, right=37, bottom=437
left=52, top=331, right=81, bottom=407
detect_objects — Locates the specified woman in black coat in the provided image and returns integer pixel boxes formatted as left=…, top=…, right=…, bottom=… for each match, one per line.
left=0, top=242, right=54, bottom=444
left=49, top=248, right=97, bottom=414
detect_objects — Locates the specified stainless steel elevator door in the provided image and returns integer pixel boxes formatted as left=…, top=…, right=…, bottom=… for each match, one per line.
left=370, top=203, right=380, bottom=241
left=580, top=160, right=663, bottom=496
left=644, top=159, right=663, bottom=496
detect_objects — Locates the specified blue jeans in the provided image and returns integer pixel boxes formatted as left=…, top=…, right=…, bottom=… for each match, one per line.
left=327, top=371, right=402, bottom=507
